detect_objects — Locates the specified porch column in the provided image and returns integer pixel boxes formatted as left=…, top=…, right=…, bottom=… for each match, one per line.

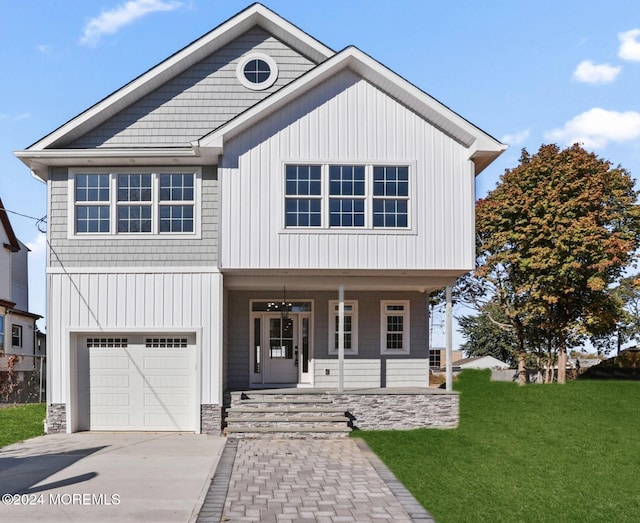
left=338, top=284, right=345, bottom=392
left=445, top=286, right=453, bottom=392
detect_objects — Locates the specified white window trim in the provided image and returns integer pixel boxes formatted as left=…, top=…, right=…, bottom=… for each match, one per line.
left=68, top=167, right=202, bottom=239
left=282, top=161, right=415, bottom=232
left=380, top=300, right=410, bottom=355
left=328, top=300, right=358, bottom=355
left=12, top=324, right=23, bottom=348
left=236, top=52, right=278, bottom=91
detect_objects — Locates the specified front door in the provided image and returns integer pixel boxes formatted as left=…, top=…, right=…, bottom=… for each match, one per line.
left=264, top=314, right=298, bottom=383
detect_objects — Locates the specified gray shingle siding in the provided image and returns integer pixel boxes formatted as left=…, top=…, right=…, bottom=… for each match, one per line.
left=65, top=27, right=317, bottom=148
left=48, top=166, right=218, bottom=267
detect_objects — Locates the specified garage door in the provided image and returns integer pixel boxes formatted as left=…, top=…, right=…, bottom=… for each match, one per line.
left=86, top=336, right=196, bottom=431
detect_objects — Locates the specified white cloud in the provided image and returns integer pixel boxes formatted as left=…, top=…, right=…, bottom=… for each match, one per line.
left=545, top=108, right=640, bottom=148
left=80, top=0, right=183, bottom=46
left=619, top=29, right=640, bottom=61
left=12, top=113, right=31, bottom=122
left=501, top=129, right=530, bottom=145
left=573, top=60, right=621, bottom=84
left=26, top=233, right=47, bottom=259
left=36, top=44, right=53, bottom=54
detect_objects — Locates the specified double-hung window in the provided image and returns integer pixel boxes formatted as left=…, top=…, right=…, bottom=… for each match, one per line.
left=285, top=165, right=322, bottom=227
left=328, top=300, right=358, bottom=354
left=0, top=315, right=4, bottom=347
left=72, top=169, right=198, bottom=236
left=380, top=300, right=410, bottom=354
left=76, top=174, right=110, bottom=233
left=329, top=166, right=366, bottom=227
left=12, top=325, right=22, bottom=348
left=373, top=166, right=409, bottom=227
left=284, top=164, right=410, bottom=229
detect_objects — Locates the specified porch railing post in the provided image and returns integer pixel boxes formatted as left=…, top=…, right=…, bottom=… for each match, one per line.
left=338, top=284, right=345, bottom=392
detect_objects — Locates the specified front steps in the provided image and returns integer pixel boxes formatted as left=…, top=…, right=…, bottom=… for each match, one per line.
left=224, top=392, right=352, bottom=438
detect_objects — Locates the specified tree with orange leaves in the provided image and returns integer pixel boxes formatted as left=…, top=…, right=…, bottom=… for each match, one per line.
left=475, top=144, right=640, bottom=383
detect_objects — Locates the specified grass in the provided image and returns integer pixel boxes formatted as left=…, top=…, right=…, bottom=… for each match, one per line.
left=0, top=403, right=46, bottom=448
left=355, top=370, right=640, bottom=522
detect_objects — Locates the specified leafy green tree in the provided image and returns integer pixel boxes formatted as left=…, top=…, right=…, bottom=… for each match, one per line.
left=476, top=144, right=640, bottom=383
left=459, top=302, right=517, bottom=366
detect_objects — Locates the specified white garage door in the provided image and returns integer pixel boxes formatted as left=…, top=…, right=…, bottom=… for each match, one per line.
left=87, top=336, right=196, bottom=431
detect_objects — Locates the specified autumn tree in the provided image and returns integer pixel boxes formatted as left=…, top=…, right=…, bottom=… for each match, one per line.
left=475, top=144, right=640, bottom=383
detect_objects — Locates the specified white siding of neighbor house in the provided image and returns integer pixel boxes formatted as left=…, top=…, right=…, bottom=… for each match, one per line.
left=219, top=68, right=475, bottom=271
left=47, top=270, right=222, bottom=406
left=0, top=226, right=12, bottom=301
left=65, top=27, right=317, bottom=148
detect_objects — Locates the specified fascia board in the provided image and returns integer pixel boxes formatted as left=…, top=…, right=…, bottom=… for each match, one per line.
left=25, top=4, right=334, bottom=152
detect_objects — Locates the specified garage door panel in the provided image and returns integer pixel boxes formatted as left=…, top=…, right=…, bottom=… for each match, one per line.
left=88, top=339, right=196, bottom=431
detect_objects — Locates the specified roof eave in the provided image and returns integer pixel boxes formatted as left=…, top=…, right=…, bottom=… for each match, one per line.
left=15, top=146, right=222, bottom=182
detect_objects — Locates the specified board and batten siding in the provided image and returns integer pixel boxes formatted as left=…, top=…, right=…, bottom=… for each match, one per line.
left=47, top=270, right=222, bottom=406
left=65, top=27, right=317, bottom=148
left=220, top=68, right=475, bottom=271
left=48, top=166, right=218, bottom=268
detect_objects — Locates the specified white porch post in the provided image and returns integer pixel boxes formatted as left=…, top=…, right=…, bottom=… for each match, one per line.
left=445, top=286, right=453, bottom=392
left=338, top=284, right=345, bottom=392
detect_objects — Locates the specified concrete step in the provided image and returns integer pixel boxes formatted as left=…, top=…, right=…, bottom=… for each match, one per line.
left=227, top=407, right=346, bottom=415
left=226, top=415, right=348, bottom=424
left=224, top=426, right=351, bottom=438
left=237, top=398, right=333, bottom=405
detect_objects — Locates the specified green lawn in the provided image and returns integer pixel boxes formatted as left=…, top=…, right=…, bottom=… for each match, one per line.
left=356, top=370, right=640, bottom=522
left=0, top=403, right=46, bottom=448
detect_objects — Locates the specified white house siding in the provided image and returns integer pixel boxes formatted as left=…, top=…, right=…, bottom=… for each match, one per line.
left=220, top=69, right=475, bottom=271
left=46, top=269, right=222, bottom=431
left=11, top=242, right=29, bottom=311
left=47, top=166, right=218, bottom=268
left=225, top=289, right=428, bottom=390
left=65, top=27, right=318, bottom=148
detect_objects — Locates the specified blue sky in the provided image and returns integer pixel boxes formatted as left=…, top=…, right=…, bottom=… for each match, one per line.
left=2, top=0, right=640, bottom=345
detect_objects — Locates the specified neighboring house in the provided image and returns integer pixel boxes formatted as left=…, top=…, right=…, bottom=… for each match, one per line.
left=0, top=200, right=41, bottom=375
left=429, top=348, right=464, bottom=370
left=15, top=4, right=506, bottom=433
left=448, top=355, right=510, bottom=372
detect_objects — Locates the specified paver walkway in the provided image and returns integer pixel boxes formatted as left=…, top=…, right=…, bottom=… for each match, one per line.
left=197, top=438, right=434, bottom=523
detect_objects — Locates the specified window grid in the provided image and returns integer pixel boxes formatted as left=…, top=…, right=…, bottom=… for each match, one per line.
left=75, top=173, right=111, bottom=234
left=12, top=325, right=22, bottom=347
left=329, top=166, right=366, bottom=228
left=243, top=59, right=271, bottom=84
left=381, top=301, right=410, bottom=354
left=73, top=171, right=197, bottom=236
left=285, top=165, right=322, bottom=227
left=87, top=338, right=128, bottom=348
left=373, top=166, right=409, bottom=228
left=284, top=164, right=410, bottom=230
left=328, top=301, right=358, bottom=354
left=145, top=338, right=188, bottom=348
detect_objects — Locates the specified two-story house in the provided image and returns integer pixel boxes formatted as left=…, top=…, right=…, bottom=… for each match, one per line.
left=16, top=4, right=505, bottom=434
left=0, top=200, right=41, bottom=380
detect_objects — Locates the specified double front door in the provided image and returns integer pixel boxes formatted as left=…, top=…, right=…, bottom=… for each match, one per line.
left=250, top=312, right=311, bottom=385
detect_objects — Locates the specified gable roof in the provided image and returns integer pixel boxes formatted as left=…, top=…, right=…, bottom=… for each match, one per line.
left=15, top=4, right=506, bottom=179
left=199, top=46, right=507, bottom=174
left=0, top=198, right=20, bottom=253
left=23, top=3, right=333, bottom=153
left=449, top=355, right=510, bottom=368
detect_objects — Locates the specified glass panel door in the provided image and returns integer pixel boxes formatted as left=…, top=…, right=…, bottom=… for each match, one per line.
left=264, top=314, right=298, bottom=383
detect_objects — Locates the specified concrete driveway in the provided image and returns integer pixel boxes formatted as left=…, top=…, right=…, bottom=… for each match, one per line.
left=0, top=432, right=225, bottom=522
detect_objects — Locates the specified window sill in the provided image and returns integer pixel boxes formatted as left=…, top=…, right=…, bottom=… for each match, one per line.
left=68, top=232, right=201, bottom=241
left=381, top=349, right=411, bottom=356
left=279, top=228, right=417, bottom=235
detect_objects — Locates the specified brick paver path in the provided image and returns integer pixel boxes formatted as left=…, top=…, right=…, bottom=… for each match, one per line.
left=206, top=438, right=434, bottom=523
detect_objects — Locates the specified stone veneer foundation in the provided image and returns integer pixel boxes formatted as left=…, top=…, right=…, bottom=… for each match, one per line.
left=201, top=404, right=223, bottom=433
left=229, top=389, right=459, bottom=430
left=46, top=403, right=67, bottom=433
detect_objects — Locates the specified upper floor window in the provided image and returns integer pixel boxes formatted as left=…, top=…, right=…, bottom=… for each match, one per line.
left=380, top=300, right=410, bottom=354
left=71, top=169, right=199, bottom=237
left=284, top=164, right=410, bottom=229
left=0, top=315, right=4, bottom=347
